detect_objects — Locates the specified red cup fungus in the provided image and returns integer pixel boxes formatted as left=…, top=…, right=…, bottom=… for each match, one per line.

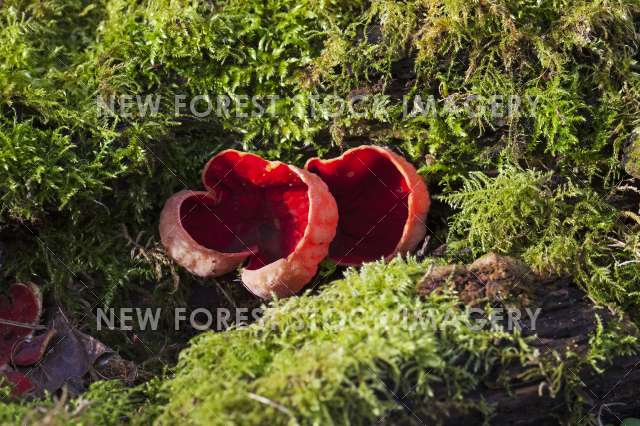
left=160, top=149, right=338, bottom=299
left=306, top=145, right=430, bottom=265
left=1, top=282, right=42, bottom=397
left=0, top=282, right=42, bottom=367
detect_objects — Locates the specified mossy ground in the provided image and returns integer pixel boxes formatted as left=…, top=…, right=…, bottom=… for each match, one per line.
left=1, top=0, right=640, bottom=424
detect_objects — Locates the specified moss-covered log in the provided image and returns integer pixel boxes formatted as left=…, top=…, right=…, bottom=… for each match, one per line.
left=418, top=254, right=640, bottom=424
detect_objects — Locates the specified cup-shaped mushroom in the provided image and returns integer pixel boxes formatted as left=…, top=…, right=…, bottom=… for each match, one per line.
left=0, top=282, right=42, bottom=366
left=306, top=145, right=430, bottom=266
left=159, top=190, right=256, bottom=278
left=160, top=150, right=338, bottom=299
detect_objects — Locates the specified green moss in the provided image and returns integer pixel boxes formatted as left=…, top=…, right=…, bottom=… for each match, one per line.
left=0, top=379, right=163, bottom=425
left=443, top=166, right=640, bottom=313
left=160, top=259, right=484, bottom=424
left=1, top=0, right=640, bottom=422
left=157, top=259, right=637, bottom=425
left=1, top=261, right=637, bottom=424
left=1, top=0, right=639, bottom=312
left=0, top=0, right=363, bottom=317
left=312, top=0, right=640, bottom=186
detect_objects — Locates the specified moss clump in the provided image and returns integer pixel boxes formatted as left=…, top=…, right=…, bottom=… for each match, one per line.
left=313, top=0, right=640, bottom=187
left=623, top=129, right=640, bottom=178
left=160, top=259, right=488, bottom=424
left=0, top=379, right=164, bottom=425
left=443, top=166, right=640, bottom=313
left=158, top=259, right=636, bottom=425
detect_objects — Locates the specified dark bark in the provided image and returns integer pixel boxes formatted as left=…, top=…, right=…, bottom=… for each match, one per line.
left=417, top=254, right=640, bottom=425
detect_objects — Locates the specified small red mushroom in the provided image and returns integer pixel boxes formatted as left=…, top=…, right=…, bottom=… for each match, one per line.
left=0, top=282, right=42, bottom=367
left=306, top=145, right=430, bottom=265
left=160, top=149, right=338, bottom=299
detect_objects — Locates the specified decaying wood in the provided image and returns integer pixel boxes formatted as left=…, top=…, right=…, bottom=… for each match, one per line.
left=417, top=253, right=640, bottom=425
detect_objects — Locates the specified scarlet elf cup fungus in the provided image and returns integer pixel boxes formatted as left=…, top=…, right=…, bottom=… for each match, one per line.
left=159, top=150, right=338, bottom=299
left=0, top=282, right=42, bottom=396
left=0, top=282, right=42, bottom=366
left=306, top=145, right=430, bottom=265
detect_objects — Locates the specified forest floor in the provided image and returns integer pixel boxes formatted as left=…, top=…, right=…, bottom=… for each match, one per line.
left=1, top=0, right=640, bottom=424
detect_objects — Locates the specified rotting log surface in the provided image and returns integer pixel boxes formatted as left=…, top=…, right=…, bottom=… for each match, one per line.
left=417, top=254, right=640, bottom=425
